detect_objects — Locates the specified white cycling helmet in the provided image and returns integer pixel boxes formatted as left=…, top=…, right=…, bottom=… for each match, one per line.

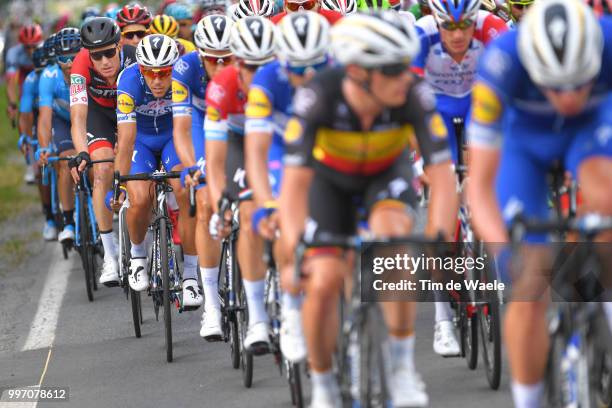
left=136, top=34, right=180, bottom=68
left=275, top=11, right=330, bottom=66
left=230, top=16, right=276, bottom=63
left=234, top=0, right=275, bottom=19
left=428, top=0, right=482, bottom=24
left=517, top=0, right=603, bottom=89
left=321, top=0, right=358, bottom=14
left=194, top=14, right=233, bottom=55
left=330, top=11, right=420, bottom=68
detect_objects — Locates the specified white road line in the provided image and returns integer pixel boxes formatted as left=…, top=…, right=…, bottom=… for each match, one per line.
left=21, top=248, right=73, bottom=352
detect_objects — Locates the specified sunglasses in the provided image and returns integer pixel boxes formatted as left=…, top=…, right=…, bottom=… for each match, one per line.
left=25, top=45, right=38, bottom=50
left=542, top=80, right=593, bottom=93
left=440, top=18, right=474, bottom=31
left=284, top=59, right=327, bottom=76
left=508, top=2, right=531, bottom=8
left=57, top=54, right=76, bottom=64
left=203, top=55, right=233, bottom=66
left=90, top=47, right=118, bottom=61
left=179, top=21, right=192, bottom=27
left=286, top=0, right=317, bottom=11
left=140, top=66, right=173, bottom=80
left=239, top=61, right=261, bottom=72
left=122, top=31, right=147, bottom=40
left=377, top=62, right=410, bottom=77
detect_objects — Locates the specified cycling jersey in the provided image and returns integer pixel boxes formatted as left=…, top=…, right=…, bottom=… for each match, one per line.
left=39, top=64, right=71, bottom=122
left=467, top=20, right=612, bottom=235
left=177, top=38, right=196, bottom=54
left=270, top=9, right=343, bottom=25
left=117, top=64, right=180, bottom=174
left=413, top=11, right=507, bottom=163
left=205, top=65, right=246, bottom=141
left=19, top=70, right=40, bottom=115
left=172, top=51, right=209, bottom=173
left=6, top=44, right=34, bottom=88
left=69, top=45, right=136, bottom=109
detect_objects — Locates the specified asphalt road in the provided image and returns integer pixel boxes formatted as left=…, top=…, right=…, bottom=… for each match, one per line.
left=0, top=216, right=515, bottom=408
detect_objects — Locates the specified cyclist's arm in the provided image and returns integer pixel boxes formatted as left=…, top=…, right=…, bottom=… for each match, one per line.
left=115, top=122, right=136, bottom=177
left=18, top=112, right=33, bottom=137
left=204, top=105, right=228, bottom=212
left=37, top=106, right=53, bottom=149
left=279, top=166, right=313, bottom=256
left=69, top=73, right=89, bottom=153
left=173, top=115, right=196, bottom=167
left=18, top=75, right=35, bottom=137
left=7, top=74, right=20, bottom=108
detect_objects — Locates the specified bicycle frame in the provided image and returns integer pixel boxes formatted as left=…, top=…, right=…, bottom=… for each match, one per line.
left=74, top=170, right=98, bottom=248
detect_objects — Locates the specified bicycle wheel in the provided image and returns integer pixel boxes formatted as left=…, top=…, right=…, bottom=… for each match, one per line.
left=464, top=310, right=479, bottom=370
left=130, top=288, right=142, bottom=338
left=235, top=255, right=253, bottom=388
left=78, top=190, right=94, bottom=302
left=159, top=217, right=173, bottom=362
left=221, top=240, right=240, bottom=370
left=360, top=306, right=389, bottom=407
left=288, top=361, right=304, bottom=408
left=480, top=297, right=502, bottom=389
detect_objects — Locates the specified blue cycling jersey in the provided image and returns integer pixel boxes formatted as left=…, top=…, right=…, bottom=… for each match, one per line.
left=19, top=70, right=40, bottom=114
left=38, top=64, right=71, bottom=122
left=6, top=44, right=33, bottom=75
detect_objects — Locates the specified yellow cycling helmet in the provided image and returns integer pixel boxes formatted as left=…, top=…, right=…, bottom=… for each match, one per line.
left=150, top=14, right=179, bottom=38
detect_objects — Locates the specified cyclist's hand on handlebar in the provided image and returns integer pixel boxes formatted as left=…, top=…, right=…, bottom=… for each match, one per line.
left=209, top=209, right=232, bottom=240
left=258, top=212, right=279, bottom=241
left=181, top=165, right=201, bottom=188
left=69, top=151, right=91, bottom=183
left=110, top=188, right=126, bottom=212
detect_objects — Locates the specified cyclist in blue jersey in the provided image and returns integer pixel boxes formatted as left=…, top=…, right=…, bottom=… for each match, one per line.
left=172, top=14, right=234, bottom=339
left=466, top=1, right=612, bottom=406
left=20, top=45, right=55, bottom=241
left=37, top=28, right=80, bottom=244
left=112, top=34, right=203, bottom=310
left=245, top=11, right=332, bottom=364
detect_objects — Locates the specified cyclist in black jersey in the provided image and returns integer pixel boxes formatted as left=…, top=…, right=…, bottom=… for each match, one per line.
left=280, top=12, right=458, bottom=407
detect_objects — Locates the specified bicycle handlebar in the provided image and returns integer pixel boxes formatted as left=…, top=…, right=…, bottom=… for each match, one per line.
left=509, top=213, right=612, bottom=241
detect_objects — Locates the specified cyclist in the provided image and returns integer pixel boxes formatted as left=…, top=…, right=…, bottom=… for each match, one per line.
left=165, top=3, right=195, bottom=42
left=356, top=0, right=402, bottom=11
left=244, top=11, right=332, bottom=361
left=205, top=16, right=276, bottom=353
left=412, top=0, right=506, bottom=357
left=6, top=24, right=42, bottom=131
left=279, top=12, right=458, bottom=407
left=111, top=34, right=203, bottom=308
left=116, top=5, right=152, bottom=47
left=19, top=45, right=55, bottom=240
left=69, top=17, right=136, bottom=287
left=228, top=0, right=276, bottom=20
left=408, top=0, right=432, bottom=19
left=172, top=14, right=233, bottom=340
left=150, top=14, right=197, bottom=54
left=195, top=0, right=229, bottom=20
left=320, top=0, right=358, bottom=14
left=81, top=6, right=101, bottom=24
left=37, top=28, right=81, bottom=244
left=271, top=0, right=343, bottom=24
left=466, top=1, right=612, bottom=406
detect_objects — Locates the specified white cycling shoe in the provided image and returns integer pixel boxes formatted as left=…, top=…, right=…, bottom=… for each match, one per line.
left=244, top=321, right=270, bottom=356
left=433, top=320, right=461, bottom=357
left=58, top=225, right=75, bottom=243
left=100, top=257, right=120, bottom=287
left=390, top=365, right=429, bottom=407
left=309, top=382, right=341, bottom=408
left=24, top=165, right=36, bottom=184
left=42, top=221, right=57, bottom=241
left=182, top=279, right=203, bottom=311
left=280, top=309, right=307, bottom=362
left=200, top=306, right=223, bottom=341
left=127, top=257, right=148, bottom=291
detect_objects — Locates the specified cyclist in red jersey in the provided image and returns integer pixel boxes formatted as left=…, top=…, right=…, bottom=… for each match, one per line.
left=116, top=5, right=152, bottom=47
left=69, top=17, right=136, bottom=287
left=271, top=0, right=343, bottom=24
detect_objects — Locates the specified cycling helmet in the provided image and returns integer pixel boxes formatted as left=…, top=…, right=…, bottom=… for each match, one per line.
left=194, top=14, right=233, bottom=53
left=32, top=46, right=51, bottom=70
left=357, top=0, right=392, bottom=11
left=234, top=0, right=275, bottom=18
left=230, top=16, right=275, bottom=63
left=517, top=0, right=603, bottom=88
left=55, top=27, right=82, bottom=55
left=151, top=15, right=180, bottom=37
left=43, top=34, right=57, bottom=60
left=275, top=11, right=330, bottom=66
left=19, top=24, right=43, bottom=46
left=321, top=0, right=357, bottom=14
left=105, top=7, right=121, bottom=20
left=428, top=0, right=482, bottom=23
left=330, top=11, right=420, bottom=67
left=116, top=5, right=152, bottom=28
left=201, top=0, right=229, bottom=12
left=165, top=3, right=193, bottom=20
left=81, top=17, right=121, bottom=49
left=81, top=6, right=101, bottom=22
left=136, top=34, right=180, bottom=67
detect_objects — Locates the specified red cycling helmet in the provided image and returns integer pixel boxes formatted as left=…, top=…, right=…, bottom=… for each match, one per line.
left=19, top=24, right=43, bottom=46
left=116, top=4, right=152, bottom=28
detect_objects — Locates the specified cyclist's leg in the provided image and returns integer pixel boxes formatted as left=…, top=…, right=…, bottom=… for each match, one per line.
left=53, top=116, right=76, bottom=240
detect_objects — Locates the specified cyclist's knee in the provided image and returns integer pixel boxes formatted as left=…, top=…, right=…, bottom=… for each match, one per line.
left=369, top=204, right=413, bottom=236
left=196, top=193, right=212, bottom=223
left=304, top=258, right=345, bottom=300
left=238, top=202, right=255, bottom=235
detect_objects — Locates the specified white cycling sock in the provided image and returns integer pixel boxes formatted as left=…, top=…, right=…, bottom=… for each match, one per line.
left=101, top=231, right=117, bottom=260
left=603, top=301, right=612, bottom=332
left=434, top=301, right=453, bottom=323
left=389, top=334, right=415, bottom=371
left=282, top=291, right=302, bottom=311
left=511, top=381, right=543, bottom=408
left=311, top=369, right=339, bottom=397
left=130, top=241, right=146, bottom=258
left=200, top=267, right=220, bottom=310
left=243, top=279, right=267, bottom=326
left=183, top=255, right=198, bottom=281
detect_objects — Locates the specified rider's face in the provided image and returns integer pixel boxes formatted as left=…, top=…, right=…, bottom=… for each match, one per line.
left=89, top=44, right=121, bottom=80
left=542, top=83, right=593, bottom=117
left=201, top=50, right=234, bottom=79
left=143, top=70, right=173, bottom=98
left=369, top=69, right=414, bottom=107
left=438, top=22, right=475, bottom=57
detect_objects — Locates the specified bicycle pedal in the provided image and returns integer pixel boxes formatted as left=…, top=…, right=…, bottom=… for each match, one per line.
left=182, top=305, right=201, bottom=312
left=102, top=281, right=120, bottom=288
left=203, top=334, right=223, bottom=343
left=248, top=342, right=271, bottom=356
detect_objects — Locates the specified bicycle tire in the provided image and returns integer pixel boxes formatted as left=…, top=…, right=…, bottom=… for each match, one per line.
left=463, top=309, right=478, bottom=370
left=159, top=217, right=173, bottom=363
left=288, top=362, right=304, bottom=408
left=480, top=297, right=502, bottom=389
left=360, top=306, right=388, bottom=408
left=221, top=240, right=240, bottom=370
left=78, top=190, right=94, bottom=302
left=235, top=252, right=253, bottom=388
left=130, top=288, right=142, bottom=338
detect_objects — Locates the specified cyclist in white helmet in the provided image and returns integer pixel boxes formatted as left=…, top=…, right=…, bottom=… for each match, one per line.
left=320, top=0, right=358, bottom=14
left=229, top=0, right=276, bottom=20
left=279, top=11, right=457, bottom=407
left=172, top=14, right=236, bottom=340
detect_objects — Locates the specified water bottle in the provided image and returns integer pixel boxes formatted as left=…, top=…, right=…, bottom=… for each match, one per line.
left=560, top=333, right=580, bottom=408
left=348, top=330, right=360, bottom=403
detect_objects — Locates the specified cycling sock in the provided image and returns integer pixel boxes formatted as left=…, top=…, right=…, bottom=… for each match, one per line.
left=310, top=369, right=338, bottom=396
left=183, top=255, right=198, bottom=281
left=100, top=230, right=117, bottom=259
left=434, top=301, right=453, bottom=323
left=389, top=334, right=415, bottom=371
left=43, top=205, right=53, bottom=222
left=243, top=279, right=267, bottom=326
left=511, top=381, right=543, bottom=408
left=282, top=292, right=302, bottom=311
left=130, top=241, right=146, bottom=258
left=62, top=210, right=74, bottom=227
left=200, top=267, right=220, bottom=310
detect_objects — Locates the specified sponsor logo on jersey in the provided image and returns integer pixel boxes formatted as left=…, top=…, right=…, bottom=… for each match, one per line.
left=175, top=59, right=190, bottom=75
left=117, top=93, right=135, bottom=114
left=172, top=81, right=188, bottom=103
left=207, top=82, right=225, bottom=105
left=206, top=106, right=221, bottom=122
left=429, top=113, right=448, bottom=139
left=292, top=87, right=316, bottom=116
left=245, top=87, right=272, bottom=119
left=472, top=83, right=501, bottom=125
left=284, top=118, right=303, bottom=144
left=70, top=84, right=85, bottom=96
left=70, top=75, right=85, bottom=85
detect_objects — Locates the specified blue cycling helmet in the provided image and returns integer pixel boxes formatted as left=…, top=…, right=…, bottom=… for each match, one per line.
left=43, top=34, right=57, bottom=61
left=165, top=3, right=193, bottom=20
left=81, top=6, right=101, bottom=22
left=32, top=46, right=51, bottom=70
left=105, top=7, right=120, bottom=20
left=55, top=27, right=81, bottom=55
left=428, top=0, right=481, bottom=23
